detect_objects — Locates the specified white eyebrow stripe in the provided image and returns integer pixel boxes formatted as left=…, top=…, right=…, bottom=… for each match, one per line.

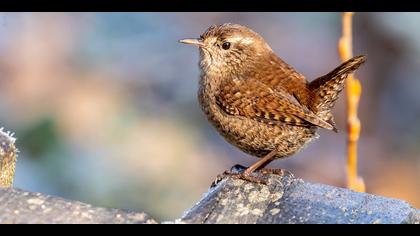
left=240, top=37, right=254, bottom=45
left=227, top=36, right=254, bottom=45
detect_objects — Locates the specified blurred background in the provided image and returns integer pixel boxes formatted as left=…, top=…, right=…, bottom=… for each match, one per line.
left=0, top=12, right=419, bottom=221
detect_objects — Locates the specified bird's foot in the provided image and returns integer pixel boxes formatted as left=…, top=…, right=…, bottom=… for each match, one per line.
left=211, top=164, right=268, bottom=187
left=259, top=168, right=285, bottom=176
left=230, top=172, right=268, bottom=185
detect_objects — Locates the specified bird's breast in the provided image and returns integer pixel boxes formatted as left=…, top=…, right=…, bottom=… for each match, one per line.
left=197, top=74, right=318, bottom=159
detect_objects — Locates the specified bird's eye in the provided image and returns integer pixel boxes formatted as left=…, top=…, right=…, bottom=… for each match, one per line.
left=222, top=42, right=231, bottom=50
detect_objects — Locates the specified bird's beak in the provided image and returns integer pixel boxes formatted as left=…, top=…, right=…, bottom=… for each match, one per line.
left=179, top=38, right=205, bottom=47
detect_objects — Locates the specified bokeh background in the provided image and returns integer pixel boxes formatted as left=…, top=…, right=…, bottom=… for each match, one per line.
left=0, top=12, right=419, bottom=221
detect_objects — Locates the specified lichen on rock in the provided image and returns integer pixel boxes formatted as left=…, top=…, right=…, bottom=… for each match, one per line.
left=0, top=127, right=17, bottom=188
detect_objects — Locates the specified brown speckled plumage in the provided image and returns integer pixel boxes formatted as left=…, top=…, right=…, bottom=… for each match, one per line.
left=181, top=23, right=366, bottom=179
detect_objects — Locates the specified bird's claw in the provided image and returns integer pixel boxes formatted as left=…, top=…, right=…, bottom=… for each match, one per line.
left=259, top=168, right=284, bottom=176
left=211, top=167, right=268, bottom=187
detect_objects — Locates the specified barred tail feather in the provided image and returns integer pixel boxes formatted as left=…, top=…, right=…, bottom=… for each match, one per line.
left=309, top=55, right=366, bottom=131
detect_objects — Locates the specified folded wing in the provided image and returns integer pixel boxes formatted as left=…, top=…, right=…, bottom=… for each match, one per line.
left=216, top=77, right=335, bottom=130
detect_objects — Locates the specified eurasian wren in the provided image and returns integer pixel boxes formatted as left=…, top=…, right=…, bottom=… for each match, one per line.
left=180, top=23, right=366, bottom=182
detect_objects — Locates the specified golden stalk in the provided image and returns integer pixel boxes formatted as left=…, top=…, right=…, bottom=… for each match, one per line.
left=338, top=12, right=365, bottom=192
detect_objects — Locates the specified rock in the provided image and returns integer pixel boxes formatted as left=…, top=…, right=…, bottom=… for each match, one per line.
left=0, top=188, right=157, bottom=224
left=1, top=167, right=418, bottom=224
left=180, top=166, right=419, bottom=224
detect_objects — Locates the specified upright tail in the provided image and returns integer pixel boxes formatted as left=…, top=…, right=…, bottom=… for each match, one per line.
left=309, top=55, right=366, bottom=132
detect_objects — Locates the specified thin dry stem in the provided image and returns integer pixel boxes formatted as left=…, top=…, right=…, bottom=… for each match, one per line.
left=338, top=12, right=365, bottom=192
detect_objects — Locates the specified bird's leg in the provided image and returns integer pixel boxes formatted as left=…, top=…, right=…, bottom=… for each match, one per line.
left=243, top=149, right=277, bottom=176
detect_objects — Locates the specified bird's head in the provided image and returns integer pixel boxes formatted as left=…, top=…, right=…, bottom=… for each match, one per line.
left=180, top=23, right=273, bottom=74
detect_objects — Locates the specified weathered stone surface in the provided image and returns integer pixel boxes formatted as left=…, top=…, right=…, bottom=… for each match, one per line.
left=180, top=167, right=419, bottom=224
left=1, top=168, right=418, bottom=224
left=0, top=188, right=157, bottom=224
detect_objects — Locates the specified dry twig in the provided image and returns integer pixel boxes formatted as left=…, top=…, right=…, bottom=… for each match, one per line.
left=338, top=12, right=365, bottom=192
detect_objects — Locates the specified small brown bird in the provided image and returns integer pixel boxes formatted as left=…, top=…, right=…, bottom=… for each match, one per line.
left=180, top=23, right=366, bottom=183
